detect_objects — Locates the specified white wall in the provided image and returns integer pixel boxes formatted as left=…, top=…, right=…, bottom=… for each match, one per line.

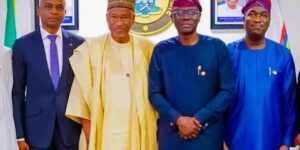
left=0, top=0, right=299, bottom=70
left=0, top=0, right=33, bottom=44
left=76, top=0, right=245, bottom=43
left=279, top=0, right=300, bottom=71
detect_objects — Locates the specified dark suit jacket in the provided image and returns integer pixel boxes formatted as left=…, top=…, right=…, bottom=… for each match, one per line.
left=12, top=29, right=84, bottom=148
left=296, top=72, right=300, bottom=134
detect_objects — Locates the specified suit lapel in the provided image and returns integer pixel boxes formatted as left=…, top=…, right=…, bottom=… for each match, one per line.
left=32, top=30, right=55, bottom=89
left=57, top=30, right=73, bottom=90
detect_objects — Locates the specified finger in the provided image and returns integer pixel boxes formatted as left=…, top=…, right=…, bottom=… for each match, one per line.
left=192, top=119, right=202, bottom=128
left=187, top=135, right=193, bottom=139
left=191, top=133, right=198, bottom=138
left=25, top=143, right=30, bottom=150
left=179, top=132, right=184, bottom=137
left=181, top=135, right=188, bottom=140
left=192, top=118, right=201, bottom=124
left=191, top=124, right=201, bottom=132
left=191, top=129, right=200, bottom=136
left=196, top=127, right=201, bottom=132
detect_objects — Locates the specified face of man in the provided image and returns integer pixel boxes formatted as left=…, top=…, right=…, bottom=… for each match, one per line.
left=106, top=7, right=135, bottom=43
left=38, top=0, right=66, bottom=32
left=227, top=0, right=239, bottom=9
left=171, top=7, right=200, bottom=36
left=244, top=6, right=270, bottom=39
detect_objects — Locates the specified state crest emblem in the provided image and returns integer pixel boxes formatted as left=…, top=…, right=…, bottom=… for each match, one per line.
left=131, top=0, right=173, bottom=36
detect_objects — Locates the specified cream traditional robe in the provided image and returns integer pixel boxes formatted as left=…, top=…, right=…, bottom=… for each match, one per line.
left=0, top=46, right=18, bottom=150
left=65, top=34, right=157, bottom=150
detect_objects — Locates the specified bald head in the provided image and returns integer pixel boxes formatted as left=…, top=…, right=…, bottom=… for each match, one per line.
left=39, top=0, right=66, bottom=6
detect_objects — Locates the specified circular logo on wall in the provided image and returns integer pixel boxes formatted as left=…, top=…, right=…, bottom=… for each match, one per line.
left=131, top=0, right=173, bottom=36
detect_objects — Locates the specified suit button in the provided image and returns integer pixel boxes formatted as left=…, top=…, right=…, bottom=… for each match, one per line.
left=204, top=123, right=209, bottom=127
left=170, top=122, right=174, bottom=127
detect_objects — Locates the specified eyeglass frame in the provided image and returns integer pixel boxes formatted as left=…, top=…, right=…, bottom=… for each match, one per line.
left=171, top=9, right=201, bottom=19
left=245, top=11, right=270, bottom=21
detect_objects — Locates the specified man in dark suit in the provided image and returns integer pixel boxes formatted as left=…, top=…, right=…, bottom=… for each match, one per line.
left=295, top=72, right=300, bottom=147
left=12, top=0, right=84, bottom=149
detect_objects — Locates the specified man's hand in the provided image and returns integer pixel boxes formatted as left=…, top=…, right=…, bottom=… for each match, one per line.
left=18, top=141, right=30, bottom=150
left=81, top=118, right=91, bottom=144
left=176, top=116, right=201, bottom=140
left=223, top=142, right=229, bottom=150
left=279, top=145, right=289, bottom=150
left=295, top=134, right=300, bottom=146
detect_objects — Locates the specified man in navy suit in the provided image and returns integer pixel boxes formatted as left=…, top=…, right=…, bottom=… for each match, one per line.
left=295, top=72, right=300, bottom=147
left=12, top=0, right=84, bottom=149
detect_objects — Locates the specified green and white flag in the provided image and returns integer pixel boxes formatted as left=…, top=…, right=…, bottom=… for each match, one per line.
left=4, top=0, right=16, bottom=49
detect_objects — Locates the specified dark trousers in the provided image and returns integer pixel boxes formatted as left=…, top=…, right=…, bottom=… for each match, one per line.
left=30, top=120, right=78, bottom=150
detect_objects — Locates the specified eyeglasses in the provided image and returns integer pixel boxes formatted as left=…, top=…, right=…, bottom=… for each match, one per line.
left=246, top=11, right=270, bottom=21
left=171, top=9, right=200, bottom=18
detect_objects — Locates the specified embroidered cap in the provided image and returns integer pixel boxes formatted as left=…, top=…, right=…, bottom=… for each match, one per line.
left=107, top=0, right=135, bottom=11
left=171, top=0, right=202, bottom=12
left=242, top=0, right=271, bottom=15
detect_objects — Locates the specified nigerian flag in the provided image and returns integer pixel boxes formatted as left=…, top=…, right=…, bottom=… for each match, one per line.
left=4, top=0, right=16, bottom=49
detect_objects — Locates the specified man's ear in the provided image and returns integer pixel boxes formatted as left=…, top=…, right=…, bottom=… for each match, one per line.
left=131, top=14, right=136, bottom=25
left=170, top=14, right=175, bottom=23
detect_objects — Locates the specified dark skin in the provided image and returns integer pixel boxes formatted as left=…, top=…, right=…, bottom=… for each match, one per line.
left=244, top=6, right=270, bottom=49
left=17, top=1, right=66, bottom=149
left=37, top=0, right=66, bottom=34
left=106, top=7, right=135, bottom=43
left=171, top=6, right=202, bottom=140
left=171, top=7, right=201, bottom=46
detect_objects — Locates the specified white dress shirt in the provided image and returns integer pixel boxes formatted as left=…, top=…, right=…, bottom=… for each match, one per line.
left=40, top=27, right=63, bottom=76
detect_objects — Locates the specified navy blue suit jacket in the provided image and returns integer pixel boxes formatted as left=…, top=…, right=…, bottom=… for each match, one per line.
left=296, top=72, right=300, bottom=134
left=12, top=29, right=84, bottom=148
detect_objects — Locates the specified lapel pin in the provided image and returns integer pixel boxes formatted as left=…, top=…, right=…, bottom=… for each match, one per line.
left=197, top=65, right=202, bottom=76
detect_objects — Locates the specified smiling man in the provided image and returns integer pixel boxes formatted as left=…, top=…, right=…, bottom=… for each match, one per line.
left=12, top=0, right=84, bottom=149
left=224, top=1, right=296, bottom=150
left=65, top=0, right=157, bottom=149
left=148, top=0, right=235, bottom=149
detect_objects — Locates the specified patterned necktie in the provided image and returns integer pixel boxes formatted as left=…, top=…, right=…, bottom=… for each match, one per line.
left=47, top=35, right=59, bottom=89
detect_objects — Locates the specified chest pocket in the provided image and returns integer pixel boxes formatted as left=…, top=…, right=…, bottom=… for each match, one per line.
left=268, top=67, right=284, bottom=87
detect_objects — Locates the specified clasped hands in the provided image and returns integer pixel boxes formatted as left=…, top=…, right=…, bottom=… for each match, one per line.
left=176, top=116, right=202, bottom=140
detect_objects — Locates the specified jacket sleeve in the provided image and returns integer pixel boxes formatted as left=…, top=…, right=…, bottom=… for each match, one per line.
left=193, top=40, right=235, bottom=126
left=12, top=39, right=26, bottom=139
left=282, top=52, right=296, bottom=146
left=148, top=45, right=182, bottom=123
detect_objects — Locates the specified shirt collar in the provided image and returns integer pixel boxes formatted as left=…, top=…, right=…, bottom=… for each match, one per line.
left=40, top=26, right=63, bottom=40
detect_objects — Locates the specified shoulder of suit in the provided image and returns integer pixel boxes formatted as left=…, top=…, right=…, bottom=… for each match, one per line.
left=62, top=30, right=84, bottom=42
left=15, top=30, right=40, bottom=43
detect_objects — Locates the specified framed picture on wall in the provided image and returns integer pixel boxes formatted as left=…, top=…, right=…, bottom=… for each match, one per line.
left=34, top=0, right=79, bottom=30
left=211, top=0, right=246, bottom=29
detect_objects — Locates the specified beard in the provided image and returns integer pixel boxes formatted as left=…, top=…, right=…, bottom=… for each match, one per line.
left=179, top=27, right=197, bottom=37
left=247, top=32, right=265, bottom=42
